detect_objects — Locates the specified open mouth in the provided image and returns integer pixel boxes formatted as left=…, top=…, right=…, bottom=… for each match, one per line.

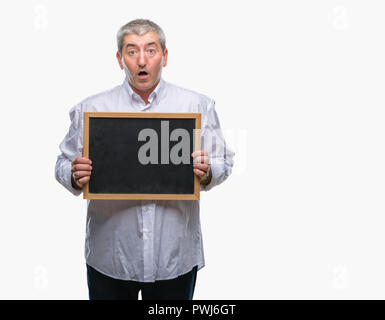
left=137, top=71, right=149, bottom=79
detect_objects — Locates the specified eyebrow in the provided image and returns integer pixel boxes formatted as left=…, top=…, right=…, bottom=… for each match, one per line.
left=125, top=42, right=158, bottom=49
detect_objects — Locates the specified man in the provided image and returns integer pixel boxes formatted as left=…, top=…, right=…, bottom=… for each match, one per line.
left=55, top=19, right=234, bottom=300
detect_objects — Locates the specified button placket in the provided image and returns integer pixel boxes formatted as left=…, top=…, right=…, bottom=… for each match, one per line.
left=142, top=201, right=155, bottom=281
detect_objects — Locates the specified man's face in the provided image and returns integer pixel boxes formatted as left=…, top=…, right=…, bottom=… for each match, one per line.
left=117, top=31, right=168, bottom=94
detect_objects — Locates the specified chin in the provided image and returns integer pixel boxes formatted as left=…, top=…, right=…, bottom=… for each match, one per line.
left=135, top=85, right=152, bottom=92
left=135, top=82, right=155, bottom=91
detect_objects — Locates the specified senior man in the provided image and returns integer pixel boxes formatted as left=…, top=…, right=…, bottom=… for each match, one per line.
left=55, top=19, right=234, bottom=300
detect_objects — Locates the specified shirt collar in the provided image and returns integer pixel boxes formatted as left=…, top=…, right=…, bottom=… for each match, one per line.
left=123, top=77, right=165, bottom=106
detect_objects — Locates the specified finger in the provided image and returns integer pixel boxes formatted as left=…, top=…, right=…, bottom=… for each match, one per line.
left=193, top=156, right=210, bottom=164
left=191, top=150, right=207, bottom=158
left=78, top=176, right=90, bottom=185
left=72, top=164, right=93, bottom=172
left=73, top=157, right=92, bottom=165
left=73, top=170, right=92, bottom=179
left=193, top=168, right=207, bottom=178
left=191, top=150, right=208, bottom=158
left=193, top=163, right=209, bottom=171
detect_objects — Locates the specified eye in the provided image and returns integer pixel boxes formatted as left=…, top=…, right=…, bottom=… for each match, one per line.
left=128, top=49, right=137, bottom=56
left=147, top=48, right=156, bottom=56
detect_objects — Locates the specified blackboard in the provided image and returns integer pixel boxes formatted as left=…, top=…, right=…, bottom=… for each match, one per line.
left=83, top=112, right=201, bottom=200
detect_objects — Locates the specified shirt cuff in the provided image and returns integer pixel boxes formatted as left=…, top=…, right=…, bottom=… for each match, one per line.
left=200, top=162, right=221, bottom=192
left=59, top=161, right=83, bottom=196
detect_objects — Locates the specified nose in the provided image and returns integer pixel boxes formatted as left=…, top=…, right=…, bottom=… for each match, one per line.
left=138, top=50, right=147, bottom=68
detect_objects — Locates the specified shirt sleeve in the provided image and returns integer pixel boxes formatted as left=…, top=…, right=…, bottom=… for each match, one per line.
left=200, top=99, right=235, bottom=192
left=55, top=104, right=84, bottom=196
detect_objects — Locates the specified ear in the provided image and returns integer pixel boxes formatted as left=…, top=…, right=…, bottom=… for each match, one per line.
left=116, top=51, right=123, bottom=70
left=162, top=48, right=168, bottom=67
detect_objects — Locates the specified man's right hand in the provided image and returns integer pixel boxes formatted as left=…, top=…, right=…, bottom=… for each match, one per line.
left=71, top=157, right=92, bottom=190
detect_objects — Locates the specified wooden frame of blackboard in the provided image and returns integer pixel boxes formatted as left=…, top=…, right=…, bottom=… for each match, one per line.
left=83, top=112, right=201, bottom=200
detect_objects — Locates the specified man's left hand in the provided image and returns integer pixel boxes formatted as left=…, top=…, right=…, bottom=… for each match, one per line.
left=192, top=150, right=212, bottom=185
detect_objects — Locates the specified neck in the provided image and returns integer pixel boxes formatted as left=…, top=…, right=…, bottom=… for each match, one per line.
left=129, top=79, right=160, bottom=105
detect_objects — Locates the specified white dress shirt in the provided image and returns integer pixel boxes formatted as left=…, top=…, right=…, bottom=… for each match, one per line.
left=55, top=77, right=234, bottom=282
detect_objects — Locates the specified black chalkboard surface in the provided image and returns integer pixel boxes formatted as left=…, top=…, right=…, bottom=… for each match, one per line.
left=83, top=112, right=201, bottom=200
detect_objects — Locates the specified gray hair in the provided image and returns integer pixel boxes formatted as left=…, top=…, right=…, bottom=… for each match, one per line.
left=117, top=19, right=166, bottom=56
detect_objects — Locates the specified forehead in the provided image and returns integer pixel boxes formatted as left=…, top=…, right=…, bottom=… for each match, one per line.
left=122, top=31, right=161, bottom=48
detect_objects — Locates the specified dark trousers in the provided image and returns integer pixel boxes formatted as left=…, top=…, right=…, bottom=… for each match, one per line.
left=87, top=264, right=198, bottom=300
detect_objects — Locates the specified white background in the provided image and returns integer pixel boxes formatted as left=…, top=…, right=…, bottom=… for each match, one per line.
left=0, top=0, right=384, bottom=299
